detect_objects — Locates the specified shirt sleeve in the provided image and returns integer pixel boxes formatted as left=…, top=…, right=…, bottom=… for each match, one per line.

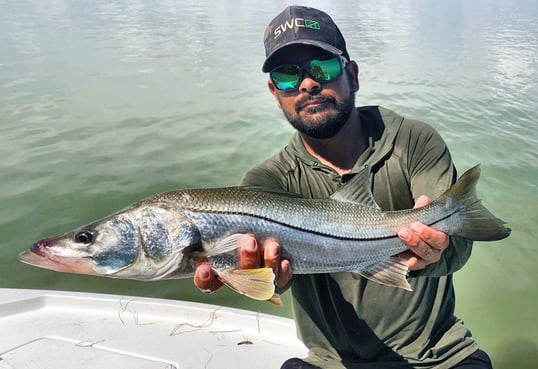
left=241, top=165, right=286, bottom=188
left=404, top=120, right=473, bottom=277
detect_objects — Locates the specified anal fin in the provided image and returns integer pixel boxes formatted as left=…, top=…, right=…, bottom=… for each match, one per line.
left=357, top=256, right=412, bottom=291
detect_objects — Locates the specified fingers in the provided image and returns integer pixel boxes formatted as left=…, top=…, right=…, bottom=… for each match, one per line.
left=263, top=239, right=293, bottom=288
left=193, top=235, right=293, bottom=293
left=194, top=234, right=260, bottom=293
left=397, top=250, right=420, bottom=270
left=194, top=263, right=223, bottom=292
left=398, top=222, right=449, bottom=270
left=398, top=194, right=448, bottom=270
left=263, top=238, right=280, bottom=273
left=239, top=234, right=261, bottom=269
left=277, top=259, right=293, bottom=288
left=413, top=195, right=430, bottom=209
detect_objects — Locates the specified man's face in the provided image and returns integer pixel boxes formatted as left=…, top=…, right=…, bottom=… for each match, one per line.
left=267, top=45, right=359, bottom=139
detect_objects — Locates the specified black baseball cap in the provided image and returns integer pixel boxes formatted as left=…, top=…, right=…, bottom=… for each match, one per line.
left=262, top=6, right=349, bottom=72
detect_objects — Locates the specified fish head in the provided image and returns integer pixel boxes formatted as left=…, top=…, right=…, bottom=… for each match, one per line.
left=20, top=205, right=202, bottom=280
left=20, top=212, right=141, bottom=277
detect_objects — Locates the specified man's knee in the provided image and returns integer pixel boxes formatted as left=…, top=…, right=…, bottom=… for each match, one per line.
left=452, top=349, right=493, bottom=369
left=280, top=358, right=320, bottom=369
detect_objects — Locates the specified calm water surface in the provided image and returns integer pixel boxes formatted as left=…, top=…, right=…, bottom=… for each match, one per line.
left=1, top=1, right=536, bottom=367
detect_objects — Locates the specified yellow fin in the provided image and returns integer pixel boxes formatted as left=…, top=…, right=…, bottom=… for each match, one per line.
left=267, top=293, right=283, bottom=307
left=216, top=267, right=276, bottom=301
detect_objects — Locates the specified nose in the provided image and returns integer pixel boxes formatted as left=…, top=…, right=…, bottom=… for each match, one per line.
left=299, top=73, right=321, bottom=93
left=32, top=240, right=49, bottom=256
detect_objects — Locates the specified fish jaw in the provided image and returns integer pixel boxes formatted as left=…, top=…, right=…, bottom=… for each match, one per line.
left=19, top=238, right=102, bottom=276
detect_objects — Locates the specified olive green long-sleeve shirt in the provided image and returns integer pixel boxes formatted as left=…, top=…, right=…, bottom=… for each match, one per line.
left=241, top=106, right=477, bottom=368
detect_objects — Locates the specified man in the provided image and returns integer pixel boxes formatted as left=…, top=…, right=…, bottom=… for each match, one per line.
left=195, top=6, right=492, bottom=369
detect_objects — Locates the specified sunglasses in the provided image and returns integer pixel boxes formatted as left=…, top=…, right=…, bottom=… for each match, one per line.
left=270, top=56, right=348, bottom=91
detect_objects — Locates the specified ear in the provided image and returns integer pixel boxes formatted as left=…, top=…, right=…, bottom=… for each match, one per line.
left=348, top=61, right=360, bottom=92
left=267, top=80, right=282, bottom=109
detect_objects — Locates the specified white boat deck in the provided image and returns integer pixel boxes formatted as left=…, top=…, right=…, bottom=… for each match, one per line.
left=0, top=289, right=307, bottom=369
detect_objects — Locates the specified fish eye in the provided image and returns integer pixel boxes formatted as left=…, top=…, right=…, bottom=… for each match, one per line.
left=74, top=231, right=94, bottom=244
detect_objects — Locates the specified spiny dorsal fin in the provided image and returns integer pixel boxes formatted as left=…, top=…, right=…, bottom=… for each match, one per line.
left=330, top=167, right=381, bottom=209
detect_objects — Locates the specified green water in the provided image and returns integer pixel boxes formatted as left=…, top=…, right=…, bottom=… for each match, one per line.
left=1, top=0, right=536, bottom=367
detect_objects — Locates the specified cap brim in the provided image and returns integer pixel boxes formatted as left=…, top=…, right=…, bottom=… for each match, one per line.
left=262, top=40, right=343, bottom=72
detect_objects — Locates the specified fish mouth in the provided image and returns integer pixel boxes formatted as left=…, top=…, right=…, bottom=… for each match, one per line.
left=19, top=248, right=100, bottom=276
left=19, top=250, right=59, bottom=269
left=30, top=240, right=49, bottom=257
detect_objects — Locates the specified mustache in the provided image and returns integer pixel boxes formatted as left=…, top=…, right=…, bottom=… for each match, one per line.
left=296, top=95, right=336, bottom=110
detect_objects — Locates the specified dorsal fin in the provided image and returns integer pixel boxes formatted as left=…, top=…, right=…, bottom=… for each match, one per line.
left=240, top=186, right=303, bottom=198
left=330, top=167, right=381, bottom=209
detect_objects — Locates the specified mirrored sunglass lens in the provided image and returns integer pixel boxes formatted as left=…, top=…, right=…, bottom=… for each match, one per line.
left=309, top=57, right=341, bottom=82
left=271, top=66, right=301, bottom=90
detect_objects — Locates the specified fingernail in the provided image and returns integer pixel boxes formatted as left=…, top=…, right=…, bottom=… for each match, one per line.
left=281, top=260, right=290, bottom=274
left=269, top=244, right=279, bottom=258
left=199, top=269, right=210, bottom=281
left=399, top=228, right=411, bottom=241
left=410, top=223, right=423, bottom=234
left=244, top=239, right=257, bottom=253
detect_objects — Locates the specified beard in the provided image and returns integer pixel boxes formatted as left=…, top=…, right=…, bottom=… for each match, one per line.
left=281, top=91, right=356, bottom=139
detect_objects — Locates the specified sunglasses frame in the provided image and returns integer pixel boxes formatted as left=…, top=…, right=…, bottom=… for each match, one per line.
left=269, top=55, right=349, bottom=92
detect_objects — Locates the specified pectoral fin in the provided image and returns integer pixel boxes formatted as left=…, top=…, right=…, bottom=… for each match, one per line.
left=192, top=234, right=252, bottom=258
left=356, top=256, right=412, bottom=291
left=216, top=267, right=277, bottom=302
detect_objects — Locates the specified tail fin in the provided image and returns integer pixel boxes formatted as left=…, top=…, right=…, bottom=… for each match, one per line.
left=442, top=165, right=511, bottom=241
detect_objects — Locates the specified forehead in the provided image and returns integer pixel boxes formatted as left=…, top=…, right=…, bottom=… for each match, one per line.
left=268, top=45, right=335, bottom=68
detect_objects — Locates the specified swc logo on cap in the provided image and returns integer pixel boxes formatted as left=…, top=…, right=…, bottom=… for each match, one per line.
left=273, top=18, right=320, bottom=39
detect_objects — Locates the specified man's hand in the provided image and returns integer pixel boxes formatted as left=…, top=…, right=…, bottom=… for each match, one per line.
left=397, top=195, right=449, bottom=270
left=193, top=235, right=292, bottom=293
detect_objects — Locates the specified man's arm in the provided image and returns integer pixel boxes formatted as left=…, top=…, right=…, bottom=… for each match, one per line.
left=395, top=119, right=473, bottom=276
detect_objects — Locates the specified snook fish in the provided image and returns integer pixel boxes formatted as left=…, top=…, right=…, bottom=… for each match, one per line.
left=20, top=165, right=510, bottom=304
